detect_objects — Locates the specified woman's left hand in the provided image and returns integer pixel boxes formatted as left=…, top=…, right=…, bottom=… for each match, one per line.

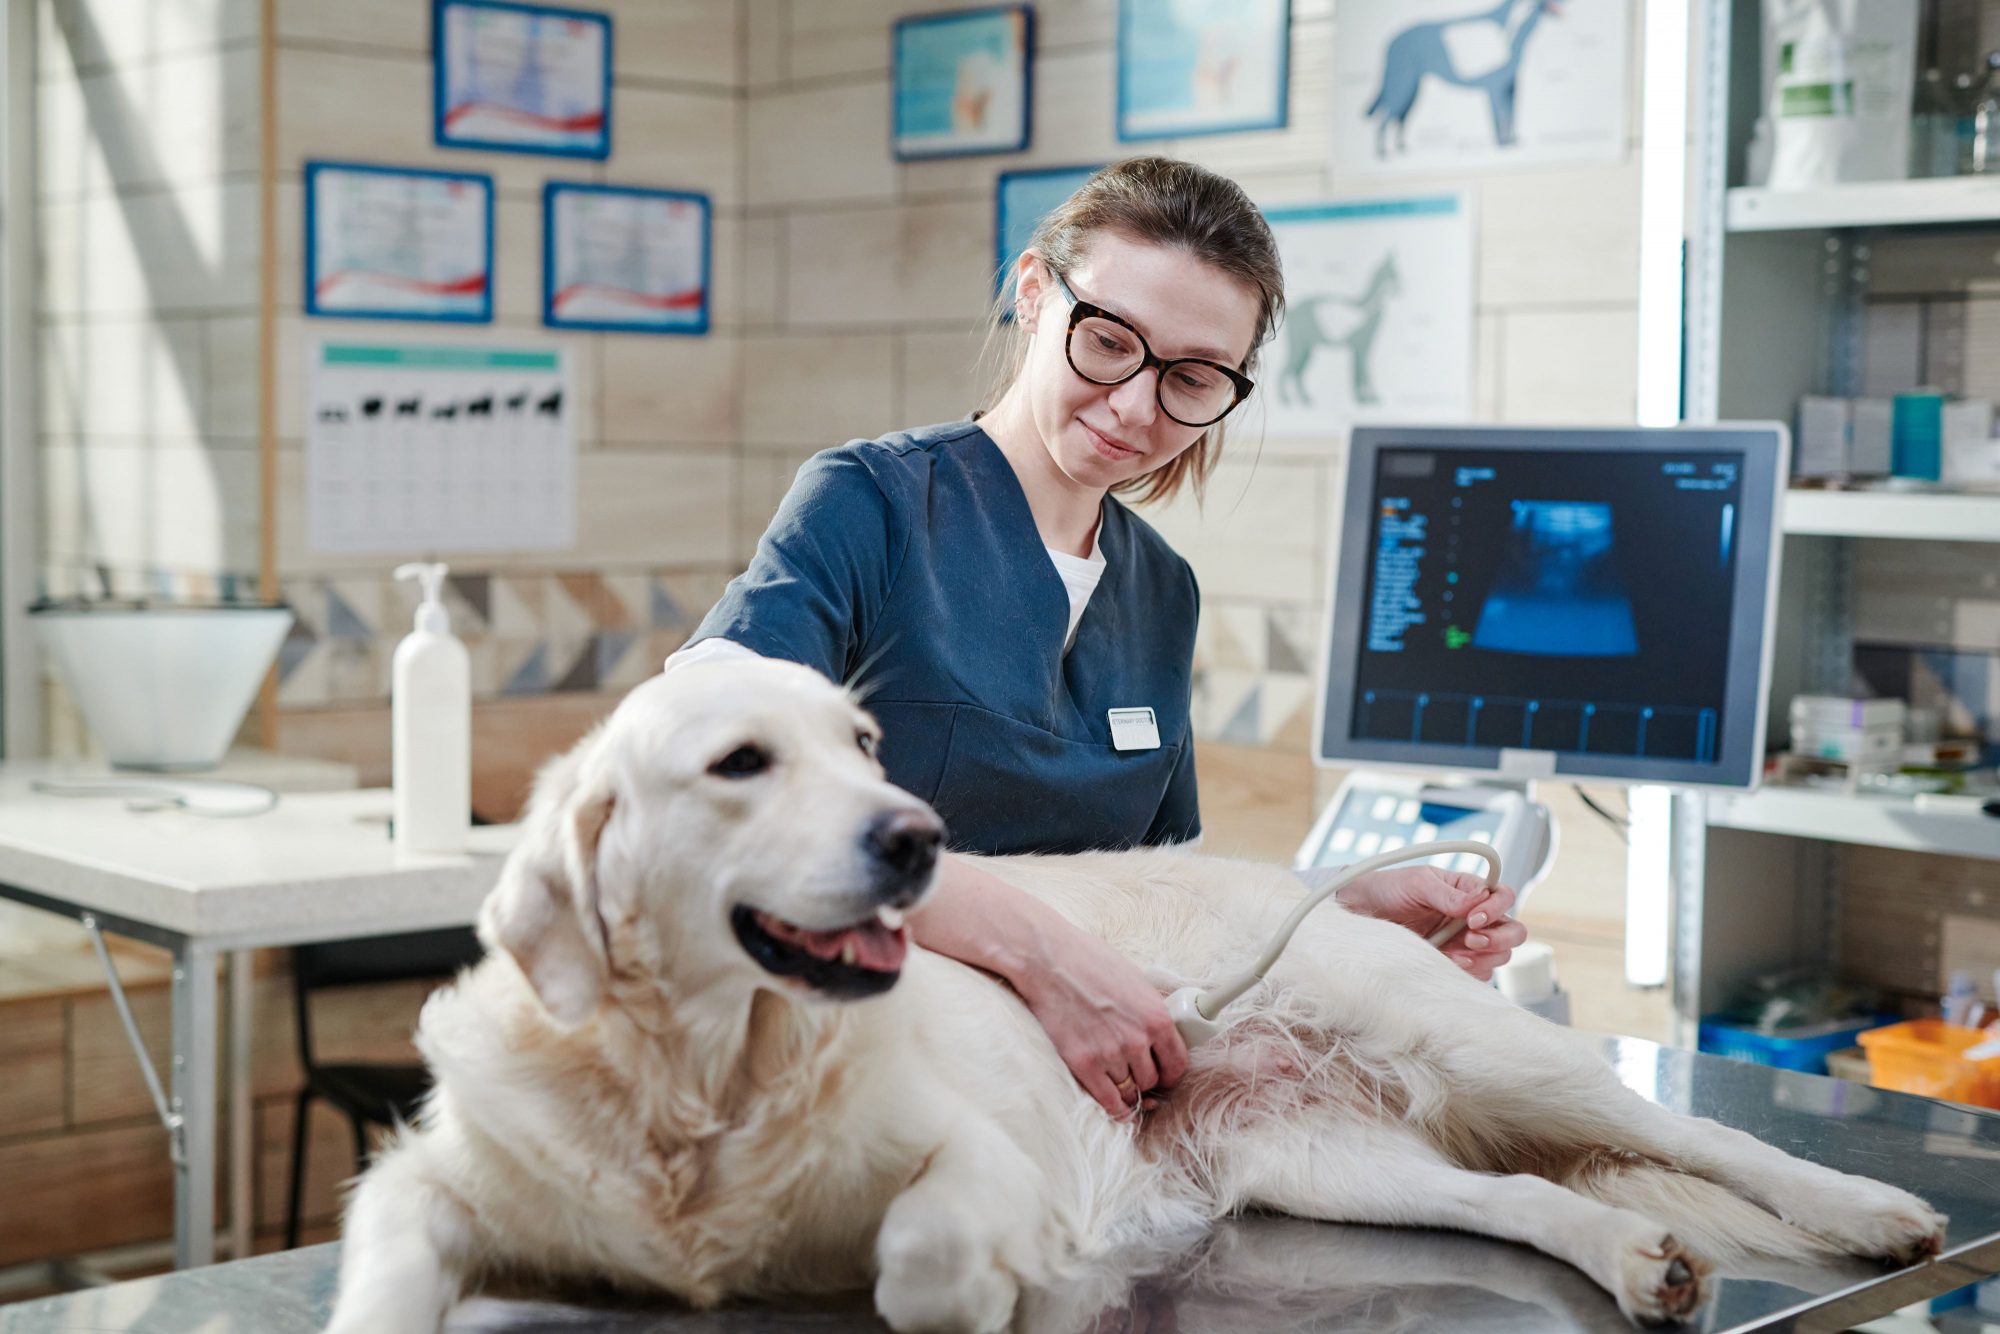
left=1337, top=867, right=1527, bottom=980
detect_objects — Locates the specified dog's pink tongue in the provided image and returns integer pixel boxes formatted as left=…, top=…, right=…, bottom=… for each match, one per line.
left=766, top=916, right=909, bottom=972
left=843, top=922, right=908, bottom=972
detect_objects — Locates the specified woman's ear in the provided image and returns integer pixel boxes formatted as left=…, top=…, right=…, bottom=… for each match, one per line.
left=1013, top=251, right=1049, bottom=330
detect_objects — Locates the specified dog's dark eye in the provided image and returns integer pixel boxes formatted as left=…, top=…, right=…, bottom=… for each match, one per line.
left=709, top=744, right=771, bottom=779
left=857, top=731, right=878, bottom=758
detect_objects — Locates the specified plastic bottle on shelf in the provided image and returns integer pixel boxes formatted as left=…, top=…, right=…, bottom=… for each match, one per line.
left=1967, top=53, right=2000, bottom=173
left=1910, top=68, right=1958, bottom=177
left=1946, top=969, right=1978, bottom=1027
left=1954, top=69, right=1986, bottom=173
left=391, top=561, right=470, bottom=855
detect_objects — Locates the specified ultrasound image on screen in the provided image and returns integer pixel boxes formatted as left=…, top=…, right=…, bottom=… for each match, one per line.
left=1352, top=448, right=1743, bottom=765
left=1472, top=501, right=1637, bottom=657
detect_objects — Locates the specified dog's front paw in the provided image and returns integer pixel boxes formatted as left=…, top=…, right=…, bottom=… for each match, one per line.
left=875, top=1219, right=1019, bottom=1334
left=1614, top=1232, right=1711, bottom=1326
left=1808, top=1179, right=1948, bottom=1266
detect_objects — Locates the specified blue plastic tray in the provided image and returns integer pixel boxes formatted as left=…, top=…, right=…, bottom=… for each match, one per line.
left=1696, top=1014, right=1891, bottom=1075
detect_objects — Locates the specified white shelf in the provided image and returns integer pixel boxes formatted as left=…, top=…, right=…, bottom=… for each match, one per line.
left=1706, top=787, right=2000, bottom=861
left=1728, top=178, right=2000, bottom=232
left=1783, top=489, right=2000, bottom=542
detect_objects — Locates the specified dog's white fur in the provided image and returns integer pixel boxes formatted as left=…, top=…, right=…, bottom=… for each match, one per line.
left=328, top=660, right=1946, bottom=1333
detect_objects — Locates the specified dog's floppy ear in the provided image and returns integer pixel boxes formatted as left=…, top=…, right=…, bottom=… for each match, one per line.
left=479, top=738, right=617, bottom=1027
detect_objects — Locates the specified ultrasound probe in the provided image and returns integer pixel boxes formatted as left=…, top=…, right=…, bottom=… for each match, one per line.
left=1164, top=840, right=1503, bottom=1048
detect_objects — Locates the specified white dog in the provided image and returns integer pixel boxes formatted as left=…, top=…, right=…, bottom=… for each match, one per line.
left=327, top=659, right=1945, bottom=1333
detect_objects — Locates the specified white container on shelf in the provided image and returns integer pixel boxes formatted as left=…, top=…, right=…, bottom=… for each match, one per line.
left=1850, top=398, right=1895, bottom=474
left=1796, top=396, right=1852, bottom=475
left=1945, top=438, right=2000, bottom=485
left=1760, top=0, right=1917, bottom=188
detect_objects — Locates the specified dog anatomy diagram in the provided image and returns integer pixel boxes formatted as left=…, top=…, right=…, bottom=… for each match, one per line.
left=1261, top=197, right=1473, bottom=435
left=1368, top=0, right=1559, bottom=155
left=1330, top=0, right=1629, bottom=176
left=1278, top=255, right=1402, bottom=409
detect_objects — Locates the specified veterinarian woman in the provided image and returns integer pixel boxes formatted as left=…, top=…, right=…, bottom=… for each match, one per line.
left=672, top=157, right=1526, bottom=1118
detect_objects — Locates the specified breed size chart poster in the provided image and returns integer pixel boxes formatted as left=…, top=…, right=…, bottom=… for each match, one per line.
left=306, top=340, right=576, bottom=554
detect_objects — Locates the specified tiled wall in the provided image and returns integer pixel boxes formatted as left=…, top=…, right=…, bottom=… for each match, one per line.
left=33, top=0, right=263, bottom=757
left=267, top=0, right=747, bottom=760
left=741, top=0, right=1645, bottom=764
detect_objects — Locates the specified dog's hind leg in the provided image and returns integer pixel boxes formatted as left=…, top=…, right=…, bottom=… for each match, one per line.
left=325, top=1141, right=477, bottom=1334
left=1414, top=1016, right=1946, bottom=1266
left=1566, top=1092, right=1946, bottom=1266
left=1216, top=1118, right=1710, bottom=1325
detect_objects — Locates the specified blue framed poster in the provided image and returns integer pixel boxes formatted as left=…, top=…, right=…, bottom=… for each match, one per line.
left=543, top=183, right=711, bottom=335
left=994, top=164, right=1100, bottom=302
left=305, top=161, right=494, bottom=323
left=1117, top=0, right=1290, bottom=141
left=893, top=6, right=1033, bottom=160
left=435, top=0, right=612, bottom=159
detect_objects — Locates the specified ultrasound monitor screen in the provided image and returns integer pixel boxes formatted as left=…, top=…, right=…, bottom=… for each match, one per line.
left=1319, top=427, right=1786, bottom=789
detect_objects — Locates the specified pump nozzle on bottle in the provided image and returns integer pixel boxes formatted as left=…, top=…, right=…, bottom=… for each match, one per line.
left=1166, top=840, right=1503, bottom=1049
left=395, top=562, right=452, bottom=635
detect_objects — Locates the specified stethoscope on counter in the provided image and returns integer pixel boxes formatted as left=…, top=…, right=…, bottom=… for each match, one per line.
left=1164, top=839, right=1502, bottom=1047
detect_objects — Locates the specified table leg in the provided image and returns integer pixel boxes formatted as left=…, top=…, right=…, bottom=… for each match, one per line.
left=171, top=941, right=218, bottom=1268
left=228, top=949, right=254, bottom=1260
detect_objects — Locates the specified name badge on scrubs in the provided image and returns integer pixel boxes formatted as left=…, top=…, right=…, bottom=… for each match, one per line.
left=1107, top=707, right=1161, bottom=752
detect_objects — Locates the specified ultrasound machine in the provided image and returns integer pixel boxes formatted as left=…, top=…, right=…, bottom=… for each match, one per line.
left=1296, top=424, right=1790, bottom=987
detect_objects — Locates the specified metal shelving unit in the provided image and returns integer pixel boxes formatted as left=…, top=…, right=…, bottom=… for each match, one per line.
left=1669, top=0, right=2000, bottom=1039
left=1782, top=490, right=2000, bottom=542
left=1728, top=177, right=2000, bottom=231
left=1705, top=787, right=2000, bottom=861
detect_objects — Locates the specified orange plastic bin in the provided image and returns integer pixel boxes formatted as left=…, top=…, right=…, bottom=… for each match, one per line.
left=1857, top=1019, right=2000, bottom=1108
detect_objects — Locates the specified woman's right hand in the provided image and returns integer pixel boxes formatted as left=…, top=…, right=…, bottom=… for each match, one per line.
left=1013, top=923, right=1190, bottom=1118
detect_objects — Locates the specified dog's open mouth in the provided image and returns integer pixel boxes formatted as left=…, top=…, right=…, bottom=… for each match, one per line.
left=730, top=904, right=911, bottom=1000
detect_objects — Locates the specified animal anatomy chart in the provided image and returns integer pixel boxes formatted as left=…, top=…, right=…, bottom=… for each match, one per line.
left=1330, top=0, right=1629, bottom=176
left=1260, top=196, right=1474, bottom=435
left=306, top=341, right=575, bottom=554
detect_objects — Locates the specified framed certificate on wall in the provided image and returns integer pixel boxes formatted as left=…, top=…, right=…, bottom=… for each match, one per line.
left=435, top=0, right=613, bottom=159
left=1116, top=0, right=1291, bottom=141
left=994, top=164, right=1101, bottom=302
left=543, top=183, right=711, bottom=335
left=305, top=161, right=494, bottom=323
left=893, top=6, right=1033, bottom=160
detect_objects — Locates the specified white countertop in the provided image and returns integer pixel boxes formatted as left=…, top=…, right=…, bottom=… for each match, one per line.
left=0, top=778, right=517, bottom=949
left=8, top=747, right=364, bottom=793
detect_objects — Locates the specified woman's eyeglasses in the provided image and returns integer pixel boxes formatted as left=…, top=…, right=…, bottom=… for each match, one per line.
left=1052, top=272, right=1254, bottom=428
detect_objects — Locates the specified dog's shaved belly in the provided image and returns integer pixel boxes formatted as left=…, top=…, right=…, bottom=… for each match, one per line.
left=1139, top=1018, right=1410, bottom=1161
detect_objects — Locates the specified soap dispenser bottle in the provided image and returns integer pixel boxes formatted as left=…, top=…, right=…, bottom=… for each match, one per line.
left=391, top=562, right=470, bottom=854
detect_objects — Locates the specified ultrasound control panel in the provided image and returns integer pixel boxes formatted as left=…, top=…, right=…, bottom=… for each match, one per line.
left=1297, top=773, right=1554, bottom=896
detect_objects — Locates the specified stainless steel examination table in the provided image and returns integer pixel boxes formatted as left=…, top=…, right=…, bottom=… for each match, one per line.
left=9, top=1036, right=2000, bottom=1334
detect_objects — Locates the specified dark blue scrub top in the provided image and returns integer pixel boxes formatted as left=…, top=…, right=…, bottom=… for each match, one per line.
left=689, top=421, right=1201, bottom=856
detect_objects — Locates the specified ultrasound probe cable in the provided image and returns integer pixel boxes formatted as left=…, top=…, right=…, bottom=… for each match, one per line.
left=1164, top=840, right=1503, bottom=1048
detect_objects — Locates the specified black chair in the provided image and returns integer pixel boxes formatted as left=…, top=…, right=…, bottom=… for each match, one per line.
left=284, top=925, right=486, bottom=1248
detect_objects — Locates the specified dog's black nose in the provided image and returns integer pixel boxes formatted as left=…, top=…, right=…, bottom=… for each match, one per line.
left=866, top=810, right=942, bottom=883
